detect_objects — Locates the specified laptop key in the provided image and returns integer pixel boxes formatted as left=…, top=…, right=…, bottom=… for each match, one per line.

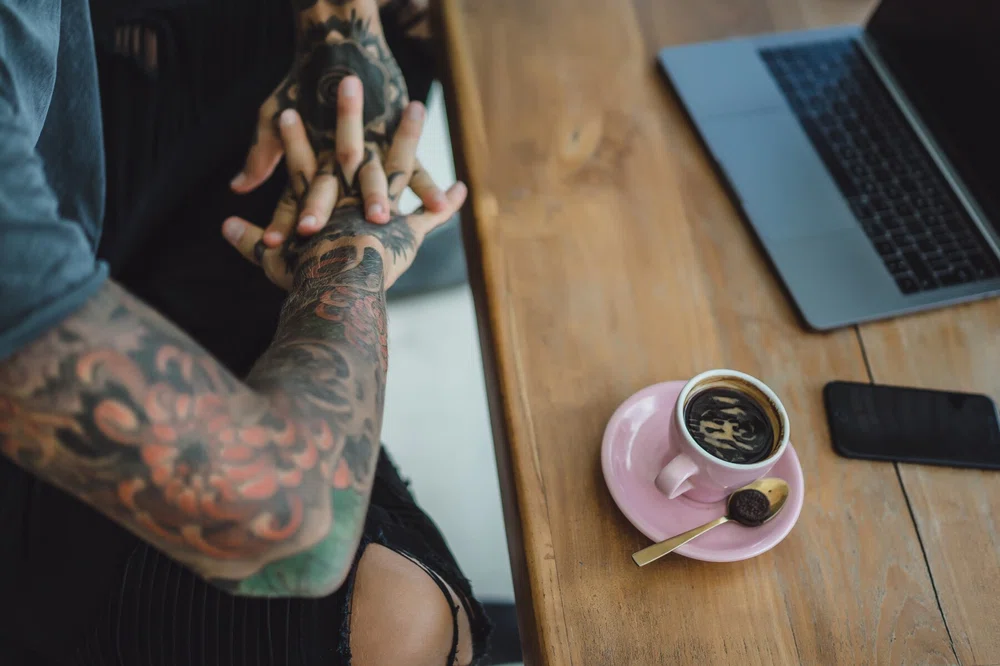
left=894, top=202, right=914, bottom=217
left=896, top=275, right=919, bottom=294
left=874, top=240, right=896, bottom=256
left=916, top=238, right=938, bottom=254
left=955, top=266, right=975, bottom=283
left=904, top=217, right=929, bottom=235
left=886, top=257, right=909, bottom=274
left=927, top=258, right=952, bottom=276
left=969, top=254, right=999, bottom=278
left=937, top=270, right=964, bottom=287
left=903, top=251, right=937, bottom=285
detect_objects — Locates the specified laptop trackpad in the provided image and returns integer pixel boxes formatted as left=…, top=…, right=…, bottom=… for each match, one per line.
left=700, top=110, right=856, bottom=240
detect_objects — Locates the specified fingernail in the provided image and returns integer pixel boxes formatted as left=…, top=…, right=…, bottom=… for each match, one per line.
left=367, top=202, right=385, bottom=218
left=299, top=215, right=318, bottom=231
left=222, top=218, right=244, bottom=243
left=449, top=182, right=468, bottom=199
left=231, top=173, right=247, bottom=188
left=406, top=103, right=425, bottom=120
left=343, top=77, right=360, bottom=97
left=264, top=231, right=283, bottom=245
left=432, top=191, right=447, bottom=208
left=279, top=108, right=297, bottom=127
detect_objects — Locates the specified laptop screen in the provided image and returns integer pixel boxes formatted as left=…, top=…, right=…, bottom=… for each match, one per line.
left=868, top=0, right=1000, bottom=233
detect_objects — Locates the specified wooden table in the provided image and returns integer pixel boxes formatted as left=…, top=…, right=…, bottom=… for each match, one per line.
left=434, top=0, right=1000, bottom=663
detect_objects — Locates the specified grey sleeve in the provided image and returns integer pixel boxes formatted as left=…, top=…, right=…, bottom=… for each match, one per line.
left=0, top=86, right=108, bottom=362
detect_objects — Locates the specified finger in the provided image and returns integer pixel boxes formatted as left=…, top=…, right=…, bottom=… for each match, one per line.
left=262, top=188, right=300, bottom=247
left=408, top=159, right=448, bottom=213
left=298, top=163, right=338, bottom=235
left=262, top=109, right=317, bottom=246
left=233, top=92, right=286, bottom=193
left=408, top=181, right=467, bottom=238
left=221, top=217, right=266, bottom=263
left=336, top=76, right=366, bottom=189
left=383, top=102, right=425, bottom=205
left=359, top=151, right=391, bottom=224
left=279, top=108, right=318, bottom=193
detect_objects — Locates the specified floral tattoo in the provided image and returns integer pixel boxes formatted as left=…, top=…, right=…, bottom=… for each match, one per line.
left=0, top=220, right=392, bottom=596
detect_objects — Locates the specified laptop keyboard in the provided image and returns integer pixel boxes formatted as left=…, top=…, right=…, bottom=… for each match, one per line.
left=760, top=39, right=999, bottom=294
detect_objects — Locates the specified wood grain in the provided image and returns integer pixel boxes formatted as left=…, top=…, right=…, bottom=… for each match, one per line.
left=860, top=304, right=1000, bottom=666
left=437, top=0, right=967, bottom=663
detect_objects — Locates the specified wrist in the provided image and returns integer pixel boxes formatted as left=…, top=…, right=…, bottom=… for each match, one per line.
left=294, top=0, right=379, bottom=30
left=290, top=235, right=389, bottom=293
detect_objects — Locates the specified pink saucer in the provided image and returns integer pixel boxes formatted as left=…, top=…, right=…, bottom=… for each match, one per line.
left=602, top=380, right=804, bottom=562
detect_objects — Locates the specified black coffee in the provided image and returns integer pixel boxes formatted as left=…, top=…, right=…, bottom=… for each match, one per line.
left=683, top=387, right=775, bottom=464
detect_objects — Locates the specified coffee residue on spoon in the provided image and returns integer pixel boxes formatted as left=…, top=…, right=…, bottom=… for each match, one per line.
left=729, top=488, right=770, bottom=526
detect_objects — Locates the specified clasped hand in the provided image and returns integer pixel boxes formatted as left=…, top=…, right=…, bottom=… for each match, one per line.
left=231, top=0, right=450, bottom=233
left=223, top=74, right=466, bottom=291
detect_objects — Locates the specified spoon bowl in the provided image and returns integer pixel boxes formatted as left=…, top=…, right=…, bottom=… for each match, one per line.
left=632, top=477, right=790, bottom=567
left=727, top=477, right=789, bottom=527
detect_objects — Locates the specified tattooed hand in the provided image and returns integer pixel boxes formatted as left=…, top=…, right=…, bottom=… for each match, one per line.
left=379, top=0, right=432, bottom=42
left=223, top=77, right=467, bottom=291
left=231, top=0, right=450, bottom=227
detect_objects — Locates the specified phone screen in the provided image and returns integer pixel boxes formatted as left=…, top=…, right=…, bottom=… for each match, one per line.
left=824, top=381, right=1000, bottom=469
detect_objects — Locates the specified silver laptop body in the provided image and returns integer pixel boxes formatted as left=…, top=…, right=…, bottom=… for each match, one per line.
left=659, top=1, right=1000, bottom=330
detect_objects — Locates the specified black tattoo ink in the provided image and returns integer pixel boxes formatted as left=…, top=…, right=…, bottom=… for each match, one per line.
left=284, top=11, right=408, bottom=155
left=386, top=171, right=406, bottom=202
left=295, top=171, right=311, bottom=208
left=1, top=223, right=390, bottom=596
left=281, top=207, right=417, bottom=275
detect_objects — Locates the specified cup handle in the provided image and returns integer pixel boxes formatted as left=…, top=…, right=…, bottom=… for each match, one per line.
left=655, top=453, right=699, bottom=499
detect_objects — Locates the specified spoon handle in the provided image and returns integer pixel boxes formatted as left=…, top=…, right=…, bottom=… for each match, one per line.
left=632, top=516, right=730, bottom=567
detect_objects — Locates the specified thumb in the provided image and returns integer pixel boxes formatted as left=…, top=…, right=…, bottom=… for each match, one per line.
left=408, top=182, right=467, bottom=238
left=232, top=97, right=286, bottom=193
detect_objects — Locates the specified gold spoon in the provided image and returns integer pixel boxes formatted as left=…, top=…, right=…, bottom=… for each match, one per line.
left=632, top=477, right=790, bottom=567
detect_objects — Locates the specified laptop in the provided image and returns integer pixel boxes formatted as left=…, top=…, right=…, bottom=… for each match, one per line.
left=658, top=0, right=1000, bottom=330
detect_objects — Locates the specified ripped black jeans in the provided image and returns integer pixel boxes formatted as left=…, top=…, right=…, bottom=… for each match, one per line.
left=0, top=449, right=490, bottom=665
left=75, top=452, right=490, bottom=665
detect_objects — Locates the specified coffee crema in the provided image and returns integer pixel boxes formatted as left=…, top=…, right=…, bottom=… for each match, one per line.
left=683, top=385, right=778, bottom=464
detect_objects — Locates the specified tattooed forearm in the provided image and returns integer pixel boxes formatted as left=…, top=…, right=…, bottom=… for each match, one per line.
left=0, top=226, right=390, bottom=597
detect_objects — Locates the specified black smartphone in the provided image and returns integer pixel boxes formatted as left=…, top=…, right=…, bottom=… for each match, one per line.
left=824, top=381, right=1000, bottom=469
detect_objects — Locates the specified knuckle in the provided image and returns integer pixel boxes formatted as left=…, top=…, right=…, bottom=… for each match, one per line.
left=398, top=120, right=421, bottom=139
left=308, top=191, right=334, bottom=210
left=359, top=160, right=382, bottom=178
left=337, top=147, right=363, bottom=166
left=258, top=105, right=276, bottom=126
left=314, top=172, right=337, bottom=189
left=338, top=95, right=360, bottom=113
left=382, top=160, right=404, bottom=176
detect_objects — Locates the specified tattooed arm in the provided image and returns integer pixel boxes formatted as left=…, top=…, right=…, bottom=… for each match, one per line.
left=0, top=225, right=390, bottom=597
